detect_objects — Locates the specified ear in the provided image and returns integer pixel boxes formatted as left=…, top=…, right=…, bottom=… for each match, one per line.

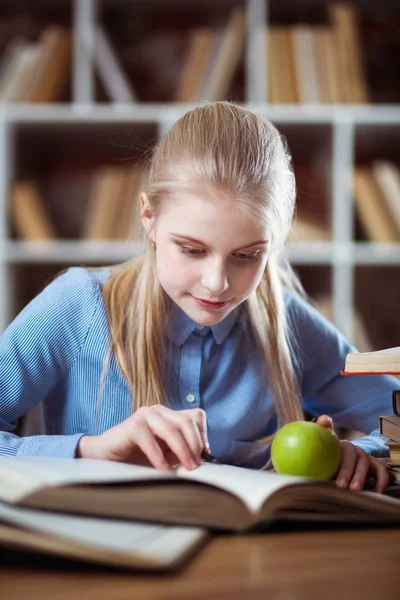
left=140, top=192, right=155, bottom=242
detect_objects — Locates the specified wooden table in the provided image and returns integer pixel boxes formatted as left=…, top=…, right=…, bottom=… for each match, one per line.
left=2, top=526, right=400, bottom=599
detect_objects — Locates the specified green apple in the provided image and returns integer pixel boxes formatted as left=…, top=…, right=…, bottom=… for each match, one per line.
left=271, top=421, right=342, bottom=481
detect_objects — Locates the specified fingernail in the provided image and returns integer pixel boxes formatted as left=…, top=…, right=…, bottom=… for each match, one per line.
left=336, top=479, right=345, bottom=488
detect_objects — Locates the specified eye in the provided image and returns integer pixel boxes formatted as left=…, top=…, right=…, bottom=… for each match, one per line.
left=178, top=245, right=205, bottom=257
left=233, top=251, right=261, bottom=263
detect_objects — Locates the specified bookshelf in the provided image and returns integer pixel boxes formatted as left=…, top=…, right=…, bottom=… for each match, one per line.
left=0, top=0, right=400, bottom=353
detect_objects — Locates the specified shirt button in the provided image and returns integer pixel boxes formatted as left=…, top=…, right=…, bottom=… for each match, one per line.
left=186, top=394, right=196, bottom=403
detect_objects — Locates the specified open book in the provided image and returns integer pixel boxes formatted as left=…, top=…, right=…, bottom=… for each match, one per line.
left=341, top=346, right=400, bottom=375
left=1, top=457, right=400, bottom=532
left=0, top=500, right=207, bottom=571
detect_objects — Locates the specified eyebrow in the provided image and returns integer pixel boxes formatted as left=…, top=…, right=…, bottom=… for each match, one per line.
left=171, top=234, right=269, bottom=251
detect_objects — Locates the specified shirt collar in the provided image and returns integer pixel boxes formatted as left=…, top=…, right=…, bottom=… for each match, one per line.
left=165, top=301, right=240, bottom=346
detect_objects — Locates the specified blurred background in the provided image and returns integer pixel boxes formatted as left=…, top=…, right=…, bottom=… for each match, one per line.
left=0, top=0, right=400, bottom=352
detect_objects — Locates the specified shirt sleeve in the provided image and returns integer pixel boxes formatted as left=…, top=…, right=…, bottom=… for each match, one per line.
left=287, top=292, right=396, bottom=457
left=0, top=267, right=102, bottom=457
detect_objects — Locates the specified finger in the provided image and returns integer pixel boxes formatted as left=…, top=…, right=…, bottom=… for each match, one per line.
left=147, top=411, right=199, bottom=470
left=335, top=440, right=358, bottom=488
left=163, top=447, right=181, bottom=467
left=369, top=457, right=390, bottom=494
left=151, top=407, right=204, bottom=465
left=173, top=413, right=204, bottom=464
left=348, top=448, right=370, bottom=491
left=153, top=438, right=180, bottom=468
left=316, top=415, right=333, bottom=430
left=130, top=420, right=173, bottom=471
left=182, top=408, right=209, bottom=450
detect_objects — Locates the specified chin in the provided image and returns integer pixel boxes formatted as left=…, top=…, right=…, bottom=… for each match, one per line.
left=185, top=303, right=234, bottom=326
left=193, top=313, right=225, bottom=327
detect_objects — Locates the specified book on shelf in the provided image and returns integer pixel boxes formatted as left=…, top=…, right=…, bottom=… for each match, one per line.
left=342, top=346, right=400, bottom=375
left=0, top=500, right=207, bottom=571
left=267, top=26, right=298, bottom=104
left=353, top=167, right=400, bottom=243
left=23, top=25, right=71, bottom=103
left=1, top=457, right=400, bottom=533
left=0, top=39, right=41, bottom=104
left=290, top=24, right=320, bottom=104
left=287, top=215, right=331, bottom=243
left=328, top=3, right=369, bottom=104
left=83, top=165, right=128, bottom=240
left=10, top=182, right=57, bottom=241
left=0, top=26, right=70, bottom=104
left=112, top=164, right=144, bottom=241
left=314, top=26, right=342, bottom=104
left=200, top=6, right=247, bottom=102
left=174, top=26, right=215, bottom=103
left=94, top=25, right=137, bottom=103
left=266, top=3, right=368, bottom=105
left=372, top=161, right=400, bottom=239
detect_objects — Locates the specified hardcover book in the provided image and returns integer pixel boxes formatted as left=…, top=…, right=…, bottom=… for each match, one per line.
left=342, top=346, right=400, bottom=375
left=1, top=457, right=400, bottom=533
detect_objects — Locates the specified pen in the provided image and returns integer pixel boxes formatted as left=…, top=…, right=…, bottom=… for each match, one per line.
left=201, top=449, right=220, bottom=464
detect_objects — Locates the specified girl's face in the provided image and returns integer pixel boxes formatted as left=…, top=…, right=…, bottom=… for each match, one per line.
left=141, top=190, right=271, bottom=326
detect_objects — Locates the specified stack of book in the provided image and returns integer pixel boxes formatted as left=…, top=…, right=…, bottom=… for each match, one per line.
left=380, top=390, right=400, bottom=476
left=342, top=346, right=400, bottom=483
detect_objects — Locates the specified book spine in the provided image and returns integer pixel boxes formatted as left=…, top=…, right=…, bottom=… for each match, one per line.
left=393, top=390, right=400, bottom=416
left=341, top=370, right=400, bottom=375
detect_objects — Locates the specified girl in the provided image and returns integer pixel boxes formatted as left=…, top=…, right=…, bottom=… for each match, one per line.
left=0, top=102, right=395, bottom=493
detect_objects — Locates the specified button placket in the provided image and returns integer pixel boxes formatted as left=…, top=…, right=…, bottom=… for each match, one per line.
left=179, top=332, right=204, bottom=408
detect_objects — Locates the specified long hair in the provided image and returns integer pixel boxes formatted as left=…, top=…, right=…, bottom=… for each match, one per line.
left=102, top=102, right=305, bottom=429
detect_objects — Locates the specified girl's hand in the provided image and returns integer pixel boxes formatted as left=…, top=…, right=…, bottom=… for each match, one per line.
left=316, top=415, right=389, bottom=494
left=77, top=405, right=209, bottom=471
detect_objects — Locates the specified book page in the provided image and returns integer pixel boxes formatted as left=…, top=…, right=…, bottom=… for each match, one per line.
left=353, top=346, right=400, bottom=356
left=375, top=347, right=400, bottom=354
left=0, top=501, right=207, bottom=567
left=0, top=457, right=309, bottom=515
left=0, top=457, right=177, bottom=503
left=177, top=463, right=309, bottom=513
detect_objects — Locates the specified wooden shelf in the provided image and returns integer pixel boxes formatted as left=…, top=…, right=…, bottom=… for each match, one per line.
left=1, top=104, right=400, bottom=125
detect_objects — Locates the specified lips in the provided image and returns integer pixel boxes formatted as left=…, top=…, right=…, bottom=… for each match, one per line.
left=191, top=296, right=231, bottom=310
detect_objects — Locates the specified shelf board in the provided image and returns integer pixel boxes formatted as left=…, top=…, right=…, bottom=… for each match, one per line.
left=7, top=240, right=335, bottom=265
left=2, top=104, right=400, bottom=125
left=5, top=240, right=143, bottom=264
left=7, top=241, right=400, bottom=266
left=353, top=243, right=400, bottom=265
left=286, top=243, right=334, bottom=264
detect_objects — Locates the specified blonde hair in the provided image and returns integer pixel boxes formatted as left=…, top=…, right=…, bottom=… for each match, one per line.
left=102, top=102, right=305, bottom=431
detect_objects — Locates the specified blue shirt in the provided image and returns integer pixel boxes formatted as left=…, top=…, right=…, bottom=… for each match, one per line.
left=0, top=267, right=396, bottom=467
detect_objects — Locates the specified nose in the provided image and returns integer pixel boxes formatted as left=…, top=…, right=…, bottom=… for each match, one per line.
left=201, top=258, right=229, bottom=296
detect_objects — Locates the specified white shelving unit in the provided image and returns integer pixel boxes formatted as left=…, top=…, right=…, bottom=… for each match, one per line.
left=1, top=0, right=400, bottom=347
